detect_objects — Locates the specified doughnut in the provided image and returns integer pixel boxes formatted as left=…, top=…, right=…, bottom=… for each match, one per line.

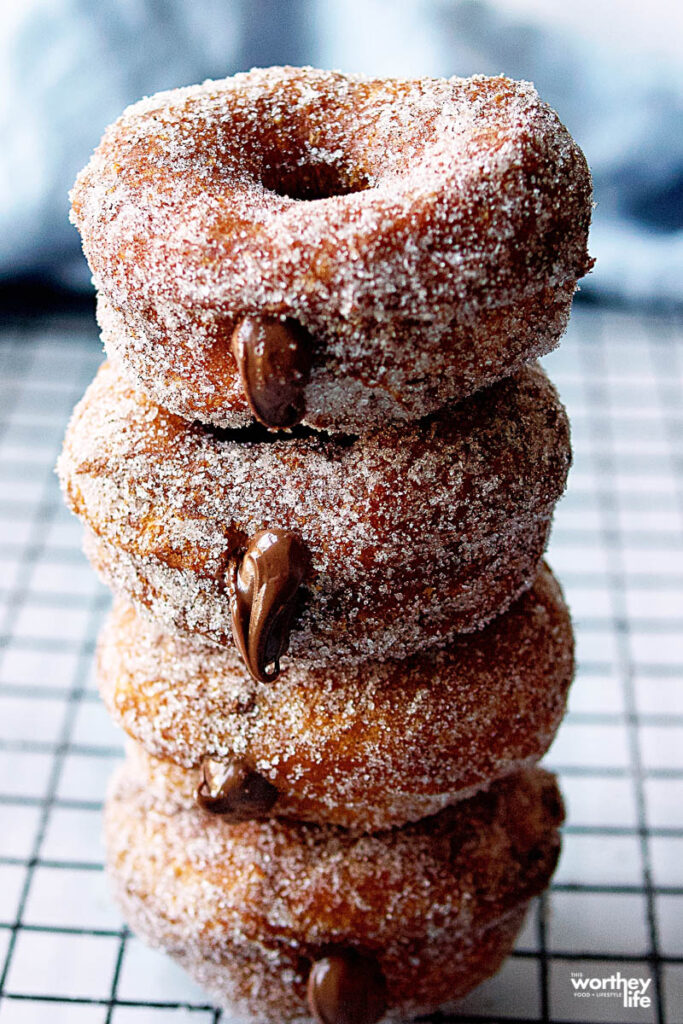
left=58, top=361, right=570, bottom=672
left=98, top=563, right=573, bottom=831
left=71, top=66, right=593, bottom=434
left=105, top=759, right=564, bottom=1023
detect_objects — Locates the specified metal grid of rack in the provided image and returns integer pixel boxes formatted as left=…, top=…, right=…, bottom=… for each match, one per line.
left=0, top=305, right=681, bottom=1024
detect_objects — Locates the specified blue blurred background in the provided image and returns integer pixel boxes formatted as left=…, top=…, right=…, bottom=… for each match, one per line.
left=1, top=0, right=681, bottom=310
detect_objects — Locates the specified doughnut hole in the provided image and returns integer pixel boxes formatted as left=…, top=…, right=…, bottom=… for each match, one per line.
left=260, top=157, right=373, bottom=202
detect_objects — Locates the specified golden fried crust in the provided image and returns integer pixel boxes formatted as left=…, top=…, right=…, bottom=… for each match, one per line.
left=105, top=761, right=564, bottom=1022
left=98, top=563, right=573, bottom=830
left=58, top=361, right=570, bottom=666
left=71, top=67, right=593, bottom=433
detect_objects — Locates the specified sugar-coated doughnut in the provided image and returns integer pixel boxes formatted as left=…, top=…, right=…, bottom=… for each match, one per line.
left=98, top=563, right=573, bottom=831
left=58, top=361, right=570, bottom=671
left=105, top=759, right=564, bottom=1023
left=71, top=66, right=593, bottom=433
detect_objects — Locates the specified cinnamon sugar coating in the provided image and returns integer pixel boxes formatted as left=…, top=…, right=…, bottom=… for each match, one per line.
left=58, top=361, right=570, bottom=666
left=105, top=760, right=563, bottom=1022
left=99, top=563, right=573, bottom=831
left=71, top=66, right=593, bottom=433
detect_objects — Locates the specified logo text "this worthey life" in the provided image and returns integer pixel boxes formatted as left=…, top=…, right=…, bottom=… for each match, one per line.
left=571, top=972, right=652, bottom=1009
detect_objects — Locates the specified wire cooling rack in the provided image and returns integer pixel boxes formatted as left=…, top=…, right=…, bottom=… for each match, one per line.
left=0, top=304, right=681, bottom=1024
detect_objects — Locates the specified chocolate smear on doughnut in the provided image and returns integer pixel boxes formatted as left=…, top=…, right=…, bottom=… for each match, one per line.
left=231, top=316, right=314, bottom=429
left=194, top=756, right=277, bottom=820
left=307, top=952, right=388, bottom=1024
left=230, top=529, right=309, bottom=683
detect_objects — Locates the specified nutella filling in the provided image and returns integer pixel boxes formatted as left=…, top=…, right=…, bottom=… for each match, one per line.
left=230, top=529, right=309, bottom=682
left=231, top=316, right=314, bottom=429
left=307, top=952, right=388, bottom=1024
left=194, top=756, right=277, bottom=820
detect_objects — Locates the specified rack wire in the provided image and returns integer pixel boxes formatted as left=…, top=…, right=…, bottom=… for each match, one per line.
left=0, top=304, right=681, bottom=1024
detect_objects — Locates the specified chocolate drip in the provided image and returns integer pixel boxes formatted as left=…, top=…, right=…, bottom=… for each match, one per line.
left=307, top=951, right=388, bottom=1024
left=194, top=756, right=278, bottom=820
left=231, top=316, right=314, bottom=429
left=230, top=529, right=309, bottom=683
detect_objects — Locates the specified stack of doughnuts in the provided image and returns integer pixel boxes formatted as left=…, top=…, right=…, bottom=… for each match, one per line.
left=59, top=66, right=592, bottom=1023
